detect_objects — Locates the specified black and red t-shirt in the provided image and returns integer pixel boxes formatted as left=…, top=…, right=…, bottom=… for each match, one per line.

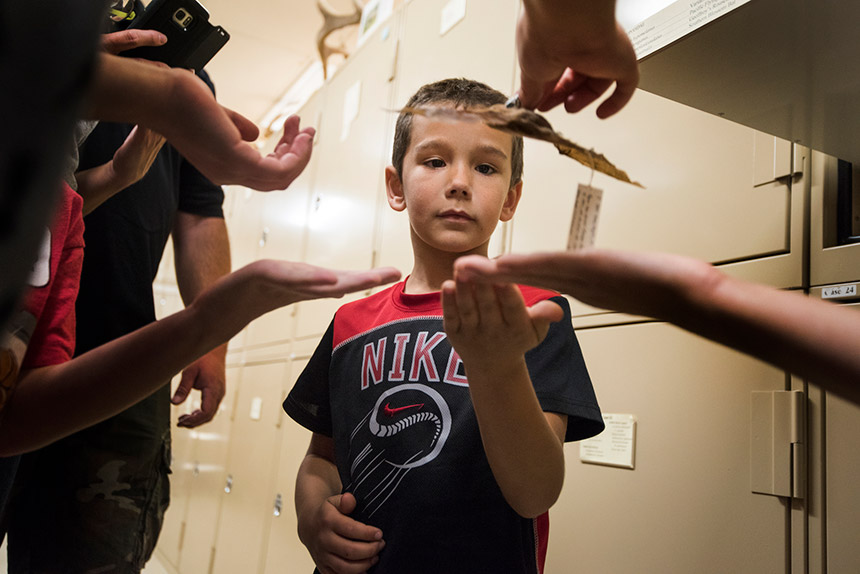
left=285, top=280, right=603, bottom=574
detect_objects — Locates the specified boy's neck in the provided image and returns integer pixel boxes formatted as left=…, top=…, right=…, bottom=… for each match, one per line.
left=405, top=243, right=489, bottom=294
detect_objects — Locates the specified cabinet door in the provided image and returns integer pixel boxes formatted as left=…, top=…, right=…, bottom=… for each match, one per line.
left=244, top=119, right=320, bottom=346
left=225, top=185, right=265, bottom=269
left=821, top=302, right=860, bottom=573
left=376, top=0, right=521, bottom=271
left=177, top=364, right=240, bottom=574
left=157, top=374, right=194, bottom=570
left=809, top=151, right=860, bottom=286
left=512, top=89, right=798, bottom=282
left=262, top=358, right=317, bottom=574
left=546, top=322, right=789, bottom=573
left=294, top=14, right=402, bottom=339
left=212, top=360, right=289, bottom=574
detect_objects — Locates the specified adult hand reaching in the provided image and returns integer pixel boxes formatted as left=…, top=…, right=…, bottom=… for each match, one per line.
left=517, top=0, right=639, bottom=118
left=86, top=54, right=316, bottom=191
left=193, top=260, right=402, bottom=341
left=454, top=250, right=860, bottom=403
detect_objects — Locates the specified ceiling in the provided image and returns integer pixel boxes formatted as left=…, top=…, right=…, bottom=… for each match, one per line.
left=197, top=0, right=675, bottom=127
left=195, top=0, right=362, bottom=125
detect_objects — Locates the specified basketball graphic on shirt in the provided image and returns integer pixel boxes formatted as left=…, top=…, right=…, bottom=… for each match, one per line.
left=346, top=384, right=451, bottom=517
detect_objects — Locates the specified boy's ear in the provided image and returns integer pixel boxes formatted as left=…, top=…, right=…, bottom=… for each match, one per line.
left=499, top=180, right=523, bottom=222
left=385, top=166, right=407, bottom=212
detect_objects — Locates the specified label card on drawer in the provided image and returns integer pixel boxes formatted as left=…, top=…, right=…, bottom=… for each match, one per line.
left=822, top=283, right=858, bottom=299
left=579, top=413, right=636, bottom=469
left=249, top=396, right=263, bottom=420
left=440, top=0, right=466, bottom=36
left=341, top=81, right=361, bottom=141
left=567, top=184, right=603, bottom=250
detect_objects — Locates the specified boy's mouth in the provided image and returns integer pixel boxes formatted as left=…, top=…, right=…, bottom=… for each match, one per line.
left=438, top=209, right=474, bottom=222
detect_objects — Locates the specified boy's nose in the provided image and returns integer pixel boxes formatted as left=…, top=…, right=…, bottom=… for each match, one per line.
left=447, top=164, right=471, bottom=198
left=446, top=186, right=469, bottom=198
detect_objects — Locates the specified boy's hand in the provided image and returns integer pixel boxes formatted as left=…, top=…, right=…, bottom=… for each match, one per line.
left=441, top=279, right=563, bottom=373
left=301, top=492, right=385, bottom=574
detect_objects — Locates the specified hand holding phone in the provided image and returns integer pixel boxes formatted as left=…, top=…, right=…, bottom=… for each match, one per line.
left=120, top=0, right=229, bottom=69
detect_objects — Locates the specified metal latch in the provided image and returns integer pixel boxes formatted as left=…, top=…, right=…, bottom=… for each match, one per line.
left=750, top=390, right=805, bottom=498
left=273, top=493, right=283, bottom=517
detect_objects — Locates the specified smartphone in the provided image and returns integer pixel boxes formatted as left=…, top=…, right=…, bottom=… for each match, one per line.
left=120, top=0, right=229, bottom=70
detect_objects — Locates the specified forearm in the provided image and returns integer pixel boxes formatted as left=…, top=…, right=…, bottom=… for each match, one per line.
left=75, top=162, right=133, bottom=215
left=84, top=53, right=178, bottom=129
left=465, top=358, right=565, bottom=518
left=678, top=274, right=860, bottom=401
left=0, top=302, right=236, bottom=455
left=174, top=215, right=231, bottom=302
left=173, top=214, right=232, bottom=359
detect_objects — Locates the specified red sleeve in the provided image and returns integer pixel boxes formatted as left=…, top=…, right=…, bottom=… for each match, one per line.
left=21, top=184, right=85, bottom=369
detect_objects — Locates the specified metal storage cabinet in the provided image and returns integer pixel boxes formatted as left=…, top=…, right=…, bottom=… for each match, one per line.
left=804, top=151, right=860, bottom=573
left=175, top=363, right=240, bottom=574
left=293, top=12, right=402, bottom=341
left=211, top=358, right=290, bottom=574
left=243, top=102, right=321, bottom=348
left=821, top=360, right=860, bottom=574
left=262, top=352, right=316, bottom=574
left=376, top=0, right=521, bottom=273
left=512, top=88, right=801, bottom=290
left=548, top=321, right=790, bottom=573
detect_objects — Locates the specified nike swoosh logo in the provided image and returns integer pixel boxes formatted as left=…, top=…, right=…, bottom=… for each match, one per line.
left=382, top=402, right=425, bottom=417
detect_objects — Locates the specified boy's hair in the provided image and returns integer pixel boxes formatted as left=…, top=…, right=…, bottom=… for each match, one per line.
left=392, top=78, right=524, bottom=188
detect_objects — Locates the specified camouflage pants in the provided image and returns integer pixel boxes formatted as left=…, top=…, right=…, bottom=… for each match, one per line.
left=7, top=384, right=171, bottom=574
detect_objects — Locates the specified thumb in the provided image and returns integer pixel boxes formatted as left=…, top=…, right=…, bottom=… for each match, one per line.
left=223, top=107, right=260, bottom=142
left=171, top=368, right=195, bottom=404
left=338, top=491, right=357, bottom=515
left=530, top=299, right=564, bottom=324
left=518, top=69, right=558, bottom=110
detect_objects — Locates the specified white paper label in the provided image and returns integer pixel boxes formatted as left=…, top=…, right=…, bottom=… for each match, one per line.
left=28, top=227, right=51, bottom=288
left=249, top=397, right=263, bottom=421
left=822, top=283, right=858, bottom=299
left=567, top=184, right=603, bottom=250
left=626, top=0, right=751, bottom=59
left=440, top=0, right=466, bottom=36
left=341, top=81, right=362, bottom=141
left=579, top=413, right=637, bottom=469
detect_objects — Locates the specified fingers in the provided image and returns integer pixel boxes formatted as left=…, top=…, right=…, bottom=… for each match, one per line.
left=338, top=491, right=357, bottom=515
left=171, top=369, right=194, bottom=405
left=441, top=280, right=460, bottom=334
left=534, top=68, right=577, bottom=112
left=315, top=494, right=385, bottom=573
left=178, top=382, right=221, bottom=428
left=595, top=75, right=638, bottom=119
left=305, top=267, right=402, bottom=300
left=102, top=29, right=167, bottom=54
left=527, top=300, right=564, bottom=345
left=518, top=73, right=561, bottom=110
left=223, top=107, right=260, bottom=142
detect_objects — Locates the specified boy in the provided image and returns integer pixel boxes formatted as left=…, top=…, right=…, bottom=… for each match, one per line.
left=285, top=78, right=604, bottom=574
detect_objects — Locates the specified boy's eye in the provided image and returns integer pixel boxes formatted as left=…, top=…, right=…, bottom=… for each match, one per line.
left=476, top=164, right=497, bottom=175
left=425, top=158, right=445, bottom=168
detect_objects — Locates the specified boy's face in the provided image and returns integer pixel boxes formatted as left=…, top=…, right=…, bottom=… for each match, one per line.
left=386, top=110, right=522, bottom=257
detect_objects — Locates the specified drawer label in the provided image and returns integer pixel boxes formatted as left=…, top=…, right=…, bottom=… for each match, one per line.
left=822, top=284, right=858, bottom=299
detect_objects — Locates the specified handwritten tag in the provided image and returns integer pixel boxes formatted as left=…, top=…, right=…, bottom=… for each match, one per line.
left=567, top=184, right=603, bottom=250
